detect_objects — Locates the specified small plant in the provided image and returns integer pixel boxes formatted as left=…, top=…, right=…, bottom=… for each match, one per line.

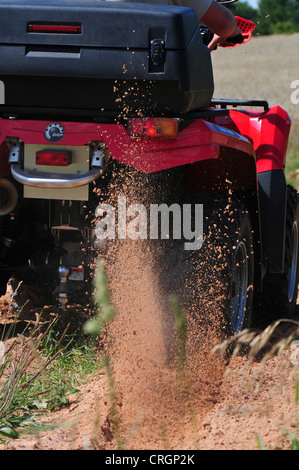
left=84, top=259, right=123, bottom=450
left=0, top=313, right=100, bottom=440
left=255, top=432, right=266, bottom=450
left=170, top=295, right=199, bottom=449
left=212, top=318, right=299, bottom=362
left=170, top=295, right=187, bottom=371
left=84, top=259, right=115, bottom=336
left=278, top=426, right=299, bottom=450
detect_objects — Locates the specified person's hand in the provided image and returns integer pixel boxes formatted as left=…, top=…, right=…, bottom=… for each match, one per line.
left=208, top=26, right=243, bottom=51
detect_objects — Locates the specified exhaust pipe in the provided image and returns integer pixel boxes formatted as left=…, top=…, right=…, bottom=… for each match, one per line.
left=0, top=178, right=18, bottom=215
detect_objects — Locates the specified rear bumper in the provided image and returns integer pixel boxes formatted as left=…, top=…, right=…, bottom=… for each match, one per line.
left=11, top=163, right=101, bottom=188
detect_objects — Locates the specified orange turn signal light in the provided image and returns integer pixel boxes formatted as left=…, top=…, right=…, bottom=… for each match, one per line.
left=127, top=118, right=179, bottom=138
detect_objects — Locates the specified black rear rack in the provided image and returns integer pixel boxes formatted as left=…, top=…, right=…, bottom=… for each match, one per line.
left=0, top=104, right=230, bottom=122
left=0, top=105, right=116, bottom=122
left=0, top=100, right=268, bottom=122
left=211, top=99, right=269, bottom=111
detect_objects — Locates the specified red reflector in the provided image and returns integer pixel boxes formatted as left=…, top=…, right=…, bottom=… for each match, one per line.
left=28, top=23, right=82, bottom=34
left=36, top=150, right=72, bottom=166
left=69, top=267, right=84, bottom=281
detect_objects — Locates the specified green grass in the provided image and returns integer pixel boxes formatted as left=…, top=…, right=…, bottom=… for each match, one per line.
left=0, top=317, right=102, bottom=442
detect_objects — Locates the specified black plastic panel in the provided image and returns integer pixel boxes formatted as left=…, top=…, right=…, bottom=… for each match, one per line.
left=0, top=0, right=214, bottom=114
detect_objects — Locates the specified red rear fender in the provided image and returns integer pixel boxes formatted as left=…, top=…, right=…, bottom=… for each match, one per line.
left=0, top=117, right=255, bottom=174
left=208, top=105, right=291, bottom=173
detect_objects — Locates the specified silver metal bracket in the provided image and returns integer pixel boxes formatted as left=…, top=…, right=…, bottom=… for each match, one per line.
left=9, top=142, right=22, bottom=164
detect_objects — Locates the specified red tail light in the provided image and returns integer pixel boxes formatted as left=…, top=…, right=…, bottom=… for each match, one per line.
left=36, top=150, right=72, bottom=166
left=127, top=118, right=179, bottom=138
left=28, top=23, right=82, bottom=34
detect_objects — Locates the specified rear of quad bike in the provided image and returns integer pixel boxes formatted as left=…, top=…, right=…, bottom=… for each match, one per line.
left=0, top=106, right=297, bottom=337
left=0, top=0, right=297, bottom=337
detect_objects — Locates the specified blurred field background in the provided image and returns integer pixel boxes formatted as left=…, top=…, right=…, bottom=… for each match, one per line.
left=212, top=33, right=299, bottom=188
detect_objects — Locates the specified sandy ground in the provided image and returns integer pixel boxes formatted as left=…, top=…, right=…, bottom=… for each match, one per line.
left=3, top=349, right=299, bottom=451
left=0, top=261, right=299, bottom=451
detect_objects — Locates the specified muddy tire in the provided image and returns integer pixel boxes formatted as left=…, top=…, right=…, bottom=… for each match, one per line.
left=257, top=185, right=299, bottom=325
left=161, top=195, right=254, bottom=338
left=203, top=196, right=254, bottom=335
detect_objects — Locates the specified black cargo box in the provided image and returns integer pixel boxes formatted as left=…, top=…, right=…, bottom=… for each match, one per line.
left=0, top=0, right=214, bottom=116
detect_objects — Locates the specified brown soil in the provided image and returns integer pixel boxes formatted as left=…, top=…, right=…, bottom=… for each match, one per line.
left=0, top=251, right=299, bottom=451
left=0, top=165, right=298, bottom=451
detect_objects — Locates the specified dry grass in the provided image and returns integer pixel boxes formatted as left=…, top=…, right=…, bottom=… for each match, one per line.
left=212, top=318, right=299, bottom=363
left=212, top=33, right=299, bottom=187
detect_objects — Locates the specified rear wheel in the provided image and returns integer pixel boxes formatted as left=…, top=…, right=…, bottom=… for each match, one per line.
left=167, top=195, right=255, bottom=337
left=231, top=239, right=251, bottom=333
left=257, top=185, right=299, bottom=325
left=217, top=197, right=254, bottom=335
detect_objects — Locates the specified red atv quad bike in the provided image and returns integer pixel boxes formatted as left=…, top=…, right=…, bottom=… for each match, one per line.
left=0, top=0, right=297, bottom=334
